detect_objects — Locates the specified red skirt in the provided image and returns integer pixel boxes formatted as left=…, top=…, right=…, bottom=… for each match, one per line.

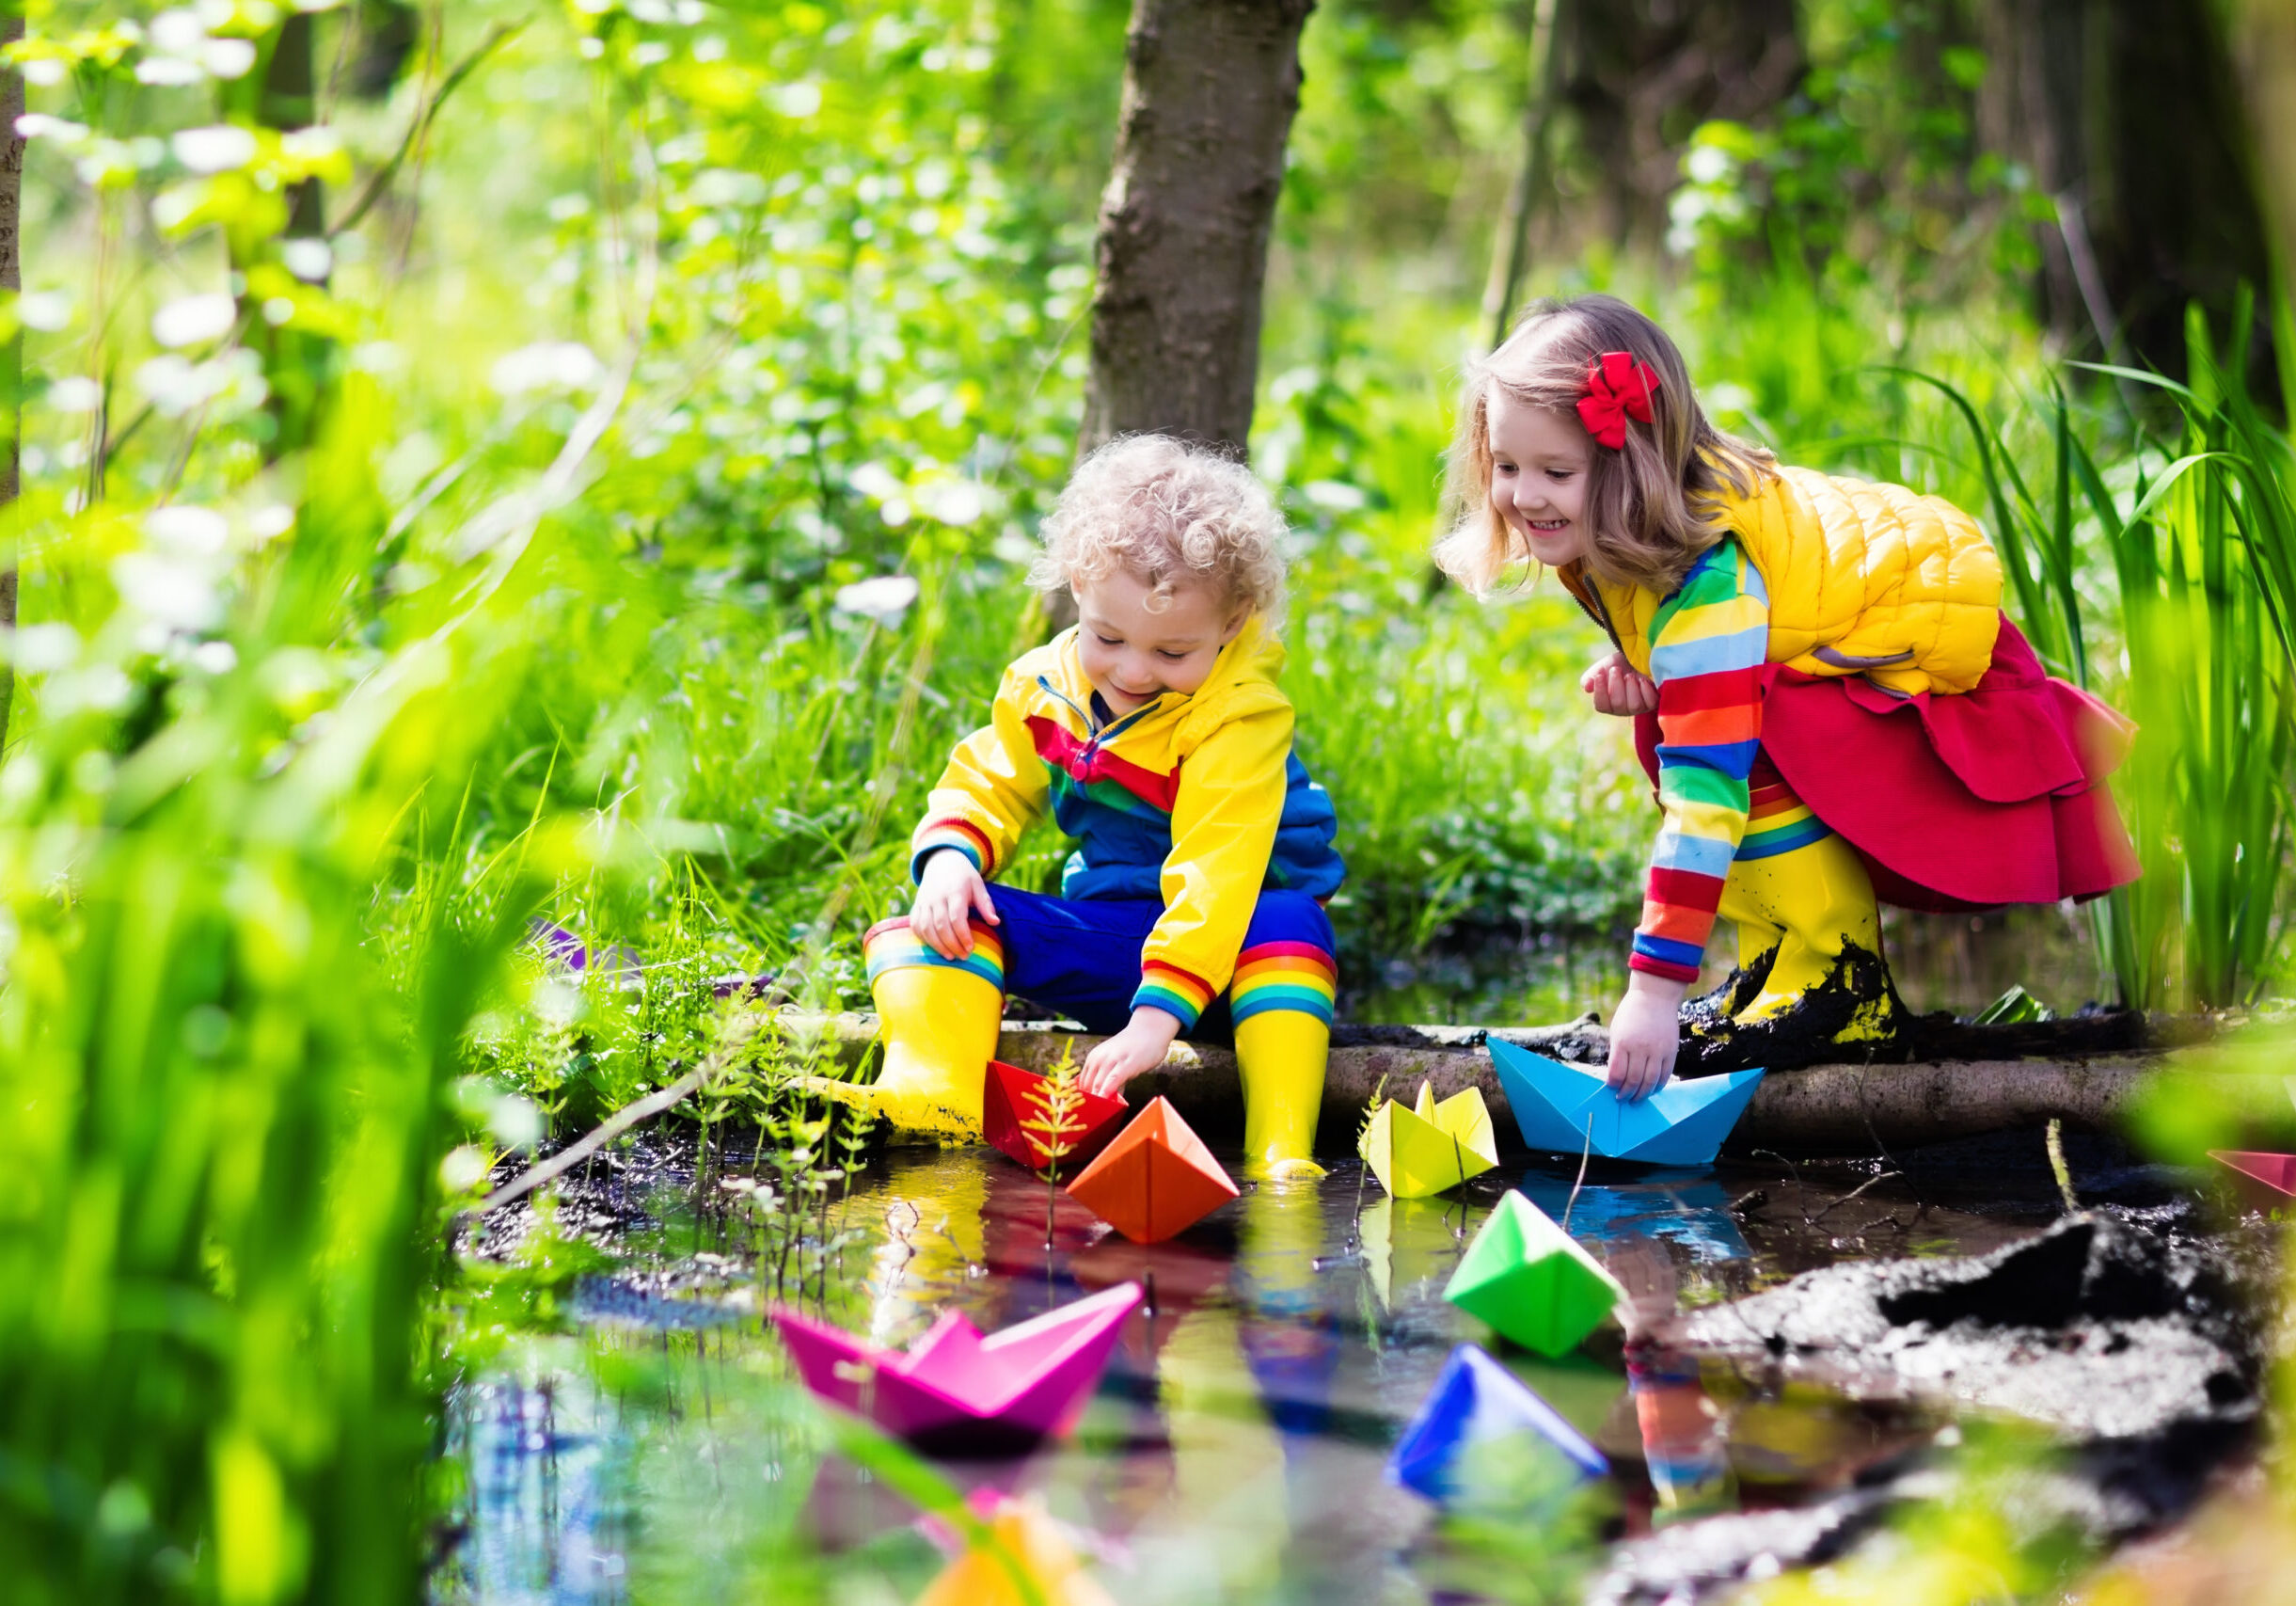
left=1635, top=617, right=2140, bottom=913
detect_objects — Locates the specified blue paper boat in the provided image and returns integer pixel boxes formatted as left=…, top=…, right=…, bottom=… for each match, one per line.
left=1386, top=1343, right=1607, bottom=1502
left=1487, top=1042, right=1764, bottom=1168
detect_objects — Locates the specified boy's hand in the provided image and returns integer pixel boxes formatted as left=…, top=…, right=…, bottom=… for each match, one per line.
left=1607, top=972, right=1686, bottom=1100
left=910, top=849, right=998, bottom=961
left=1581, top=651, right=1658, bottom=717
left=1080, top=1006, right=1180, bottom=1099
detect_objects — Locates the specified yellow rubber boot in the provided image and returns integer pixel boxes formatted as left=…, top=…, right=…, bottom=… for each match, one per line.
left=856, top=918, right=1004, bottom=1139
left=1717, top=830, right=1894, bottom=1042
left=1234, top=1010, right=1329, bottom=1182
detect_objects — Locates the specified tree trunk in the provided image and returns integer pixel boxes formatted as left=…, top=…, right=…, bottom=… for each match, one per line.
left=1976, top=0, right=2274, bottom=379
left=2227, top=0, right=2296, bottom=394
left=1078, top=0, right=1317, bottom=458
left=1480, top=0, right=1567, bottom=353
left=0, top=18, right=23, bottom=755
left=1557, top=0, right=1802, bottom=255
left=350, top=0, right=420, bottom=99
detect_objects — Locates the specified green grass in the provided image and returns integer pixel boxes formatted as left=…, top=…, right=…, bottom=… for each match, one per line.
left=1921, top=297, right=2296, bottom=1009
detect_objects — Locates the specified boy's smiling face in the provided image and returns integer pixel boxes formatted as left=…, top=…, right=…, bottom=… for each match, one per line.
left=1073, top=569, right=1245, bottom=714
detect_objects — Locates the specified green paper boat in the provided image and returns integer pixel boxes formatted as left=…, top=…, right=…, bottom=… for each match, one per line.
left=1444, top=1190, right=1625, bottom=1358
left=1358, top=1080, right=1499, bottom=1199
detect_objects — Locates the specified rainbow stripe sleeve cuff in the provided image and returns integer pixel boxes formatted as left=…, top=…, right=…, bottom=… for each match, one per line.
left=1133, top=960, right=1215, bottom=1031
left=1632, top=542, right=1769, bottom=982
left=910, top=816, right=996, bottom=883
left=863, top=915, right=1005, bottom=991
left=1229, top=941, right=1338, bottom=1026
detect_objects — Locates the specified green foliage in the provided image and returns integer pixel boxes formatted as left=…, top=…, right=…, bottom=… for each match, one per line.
left=1671, top=0, right=2036, bottom=300
left=0, top=369, right=545, bottom=1601
left=5, top=0, right=2294, bottom=1598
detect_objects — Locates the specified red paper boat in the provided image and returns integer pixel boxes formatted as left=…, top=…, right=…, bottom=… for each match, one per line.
left=2209, top=1149, right=2296, bottom=1205
left=1065, top=1097, right=1240, bottom=1243
left=983, top=1059, right=1129, bottom=1175
left=771, top=1282, right=1142, bottom=1455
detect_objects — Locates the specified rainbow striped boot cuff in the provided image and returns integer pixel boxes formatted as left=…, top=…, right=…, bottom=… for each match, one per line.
left=863, top=916, right=1005, bottom=991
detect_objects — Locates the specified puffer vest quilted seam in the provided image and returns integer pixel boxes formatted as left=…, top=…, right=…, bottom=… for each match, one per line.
left=1579, top=465, right=2003, bottom=696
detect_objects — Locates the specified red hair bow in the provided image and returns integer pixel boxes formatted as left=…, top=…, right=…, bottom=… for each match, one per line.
left=1576, top=350, right=1660, bottom=449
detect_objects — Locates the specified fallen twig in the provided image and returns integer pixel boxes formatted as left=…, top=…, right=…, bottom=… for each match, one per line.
left=468, top=1016, right=758, bottom=1219
left=1560, top=1116, right=1594, bottom=1232
left=1810, top=1168, right=1905, bottom=1222
left=332, top=19, right=528, bottom=239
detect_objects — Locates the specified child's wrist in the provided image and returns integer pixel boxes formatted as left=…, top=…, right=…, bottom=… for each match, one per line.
left=919, top=846, right=973, bottom=883
left=1130, top=1004, right=1183, bottom=1042
left=1624, top=971, right=1689, bottom=1004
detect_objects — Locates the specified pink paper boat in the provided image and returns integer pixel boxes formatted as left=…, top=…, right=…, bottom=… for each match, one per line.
left=770, top=1282, right=1142, bottom=1455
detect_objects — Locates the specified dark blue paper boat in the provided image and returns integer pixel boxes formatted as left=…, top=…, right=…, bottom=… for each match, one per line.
left=1386, top=1343, right=1607, bottom=1502
left=1487, top=1041, right=1764, bottom=1168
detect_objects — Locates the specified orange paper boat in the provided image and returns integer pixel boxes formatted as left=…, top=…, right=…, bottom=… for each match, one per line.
left=982, top=1059, right=1130, bottom=1174
left=1065, top=1097, right=1240, bottom=1243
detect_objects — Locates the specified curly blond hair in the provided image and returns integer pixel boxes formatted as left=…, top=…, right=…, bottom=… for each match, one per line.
left=1434, top=294, right=1776, bottom=596
left=1031, top=435, right=1289, bottom=621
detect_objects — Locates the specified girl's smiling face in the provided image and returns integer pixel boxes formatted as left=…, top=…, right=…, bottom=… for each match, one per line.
left=1073, top=569, right=1245, bottom=714
left=1485, top=384, right=1592, bottom=568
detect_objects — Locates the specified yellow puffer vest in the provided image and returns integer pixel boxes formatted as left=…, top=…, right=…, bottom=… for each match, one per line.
left=1578, top=465, right=2003, bottom=696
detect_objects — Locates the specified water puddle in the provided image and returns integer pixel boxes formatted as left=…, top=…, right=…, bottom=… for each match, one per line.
left=429, top=1131, right=2198, bottom=1604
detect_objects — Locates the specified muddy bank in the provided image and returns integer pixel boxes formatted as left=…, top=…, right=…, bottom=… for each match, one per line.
left=1669, top=1215, right=2258, bottom=1445
left=775, top=1010, right=2286, bottom=1154
left=1585, top=1215, right=2266, bottom=1605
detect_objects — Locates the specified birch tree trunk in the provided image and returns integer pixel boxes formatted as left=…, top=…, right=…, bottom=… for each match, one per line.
left=0, top=18, right=24, bottom=754
left=1078, top=0, right=1317, bottom=458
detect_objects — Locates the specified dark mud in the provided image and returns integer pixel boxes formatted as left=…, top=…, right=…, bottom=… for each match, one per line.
left=1672, top=1215, right=2258, bottom=1447
left=1577, top=1214, right=2269, bottom=1605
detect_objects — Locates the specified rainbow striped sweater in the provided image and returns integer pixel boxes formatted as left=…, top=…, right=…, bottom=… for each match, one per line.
left=1624, top=538, right=1828, bottom=982
left=909, top=617, right=1343, bottom=1029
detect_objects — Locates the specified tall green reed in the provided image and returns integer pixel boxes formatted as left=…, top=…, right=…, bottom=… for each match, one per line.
left=0, top=375, right=553, bottom=1603
left=1923, top=298, right=2296, bottom=1009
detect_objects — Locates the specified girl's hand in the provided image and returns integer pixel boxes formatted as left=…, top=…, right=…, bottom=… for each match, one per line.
left=1580, top=651, right=1659, bottom=717
left=1080, top=1007, right=1180, bottom=1099
left=910, top=850, right=998, bottom=961
left=1607, top=973, right=1686, bottom=1100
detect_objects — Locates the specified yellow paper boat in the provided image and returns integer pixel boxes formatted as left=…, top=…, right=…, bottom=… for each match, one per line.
left=1358, top=1081, right=1499, bottom=1199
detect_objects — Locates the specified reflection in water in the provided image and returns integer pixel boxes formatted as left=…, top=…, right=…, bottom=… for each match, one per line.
left=446, top=1373, right=625, bottom=1605
left=1515, top=1169, right=1751, bottom=1264
left=1628, top=1344, right=1736, bottom=1519
left=1234, top=1183, right=1340, bottom=1441
left=1356, top=1195, right=1471, bottom=1312
left=435, top=1143, right=2040, bottom=1604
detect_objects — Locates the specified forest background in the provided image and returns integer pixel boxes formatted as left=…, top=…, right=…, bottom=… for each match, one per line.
left=6, top=0, right=2296, bottom=1601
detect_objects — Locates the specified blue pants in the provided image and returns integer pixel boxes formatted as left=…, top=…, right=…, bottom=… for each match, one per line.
left=985, top=886, right=1337, bottom=1042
